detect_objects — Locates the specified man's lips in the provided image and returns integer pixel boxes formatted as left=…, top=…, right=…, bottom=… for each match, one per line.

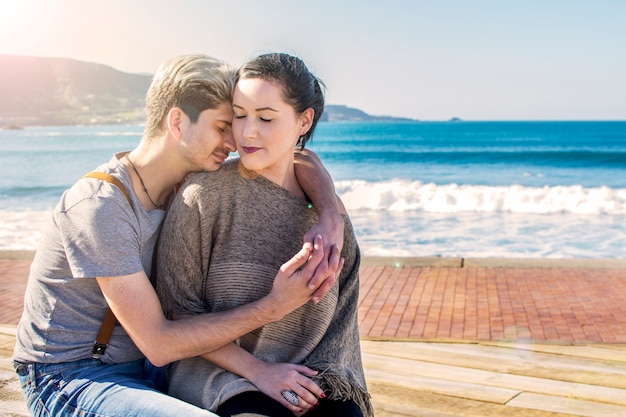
left=213, top=151, right=230, bottom=162
left=242, top=146, right=261, bottom=154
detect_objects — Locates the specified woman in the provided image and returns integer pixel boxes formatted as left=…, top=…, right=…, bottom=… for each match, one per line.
left=157, top=53, right=372, bottom=417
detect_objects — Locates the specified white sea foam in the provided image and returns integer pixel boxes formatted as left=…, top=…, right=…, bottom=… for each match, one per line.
left=0, top=210, right=48, bottom=250
left=347, top=210, right=626, bottom=259
left=2, top=183, right=625, bottom=258
left=336, top=180, right=626, bottom=215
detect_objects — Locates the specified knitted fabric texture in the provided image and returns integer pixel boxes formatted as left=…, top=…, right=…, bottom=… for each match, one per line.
left=157, top=160, right=372, bottom=415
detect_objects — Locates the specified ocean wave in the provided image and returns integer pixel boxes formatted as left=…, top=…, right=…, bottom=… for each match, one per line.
left=10, top=128, right=143, bottom=138
left=3, top=208, right=624, bottom=257
left=323, top=150, right=626, bottom=168
left=336, top=180, right=626, bottom=214
left=94, top=131, right=142, bottom=137
left=0, top=185, right=67, bottom=198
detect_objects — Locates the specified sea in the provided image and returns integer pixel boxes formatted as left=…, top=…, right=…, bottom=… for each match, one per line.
left=1, top=121, right=625, bottom=259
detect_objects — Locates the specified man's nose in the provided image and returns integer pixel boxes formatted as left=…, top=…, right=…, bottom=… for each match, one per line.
left=223, top=130, right=236, bottom=152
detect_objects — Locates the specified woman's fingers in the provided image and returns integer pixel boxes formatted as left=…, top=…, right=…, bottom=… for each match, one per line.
left=279, top=241, right=314, bottom=276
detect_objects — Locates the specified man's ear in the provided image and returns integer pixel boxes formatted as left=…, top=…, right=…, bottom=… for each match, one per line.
left=299, top=108, right=314, bottom=136
left=167, top=107, right=186, bottom=139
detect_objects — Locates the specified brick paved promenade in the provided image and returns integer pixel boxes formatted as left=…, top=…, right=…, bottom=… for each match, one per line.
left=2, top=253, right=626, bottom=343
left=358, top=258, right=626, bottom=343
left=3, top=253, right=626, bottom=417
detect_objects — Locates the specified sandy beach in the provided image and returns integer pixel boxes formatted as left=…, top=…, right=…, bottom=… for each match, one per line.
left=2, top=250, right=626, bottom=416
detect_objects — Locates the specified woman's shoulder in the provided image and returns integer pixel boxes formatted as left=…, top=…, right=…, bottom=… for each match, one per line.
left=180, top=159, right=239, bottom=190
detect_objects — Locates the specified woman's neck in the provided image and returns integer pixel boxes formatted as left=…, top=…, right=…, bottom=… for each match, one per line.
left=239, top=160, right=306, bottom=200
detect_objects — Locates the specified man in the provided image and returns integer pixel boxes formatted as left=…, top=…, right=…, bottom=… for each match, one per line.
left=12, top=54, right=344, bottom=417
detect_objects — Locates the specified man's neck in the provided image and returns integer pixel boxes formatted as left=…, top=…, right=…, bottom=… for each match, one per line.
left=126, top=138, right=187, bottom=208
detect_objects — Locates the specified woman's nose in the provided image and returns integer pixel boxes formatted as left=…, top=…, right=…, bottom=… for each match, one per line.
left=242, top=119, right=256, bottom=140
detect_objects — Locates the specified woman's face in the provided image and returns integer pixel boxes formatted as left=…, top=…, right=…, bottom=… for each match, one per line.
left=232, top=77, right=312, bottom=181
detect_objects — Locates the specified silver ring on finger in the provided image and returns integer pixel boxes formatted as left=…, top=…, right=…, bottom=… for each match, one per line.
left=281, top=389, right=300, bottom=407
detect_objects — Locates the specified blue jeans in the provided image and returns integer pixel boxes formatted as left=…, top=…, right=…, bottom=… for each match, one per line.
left=14, top=358, right=218, bottom=417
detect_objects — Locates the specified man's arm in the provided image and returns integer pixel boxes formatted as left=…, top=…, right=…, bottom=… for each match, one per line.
left=96, top=235, right=325, bottom=367
left=294, top=149, right=345, bottom=301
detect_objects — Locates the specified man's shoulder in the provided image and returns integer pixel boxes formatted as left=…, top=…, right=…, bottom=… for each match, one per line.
left=60, top=172, right=130, bottom=214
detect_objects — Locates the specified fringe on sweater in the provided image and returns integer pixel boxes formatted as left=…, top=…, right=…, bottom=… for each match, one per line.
left=309, top=362, right=374, bottom=417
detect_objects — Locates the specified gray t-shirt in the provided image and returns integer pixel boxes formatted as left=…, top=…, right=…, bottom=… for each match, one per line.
left=13, top=152, right=165, bottom=364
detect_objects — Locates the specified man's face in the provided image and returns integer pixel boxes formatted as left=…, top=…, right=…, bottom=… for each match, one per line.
left=181, top=102, right=235, bottom=172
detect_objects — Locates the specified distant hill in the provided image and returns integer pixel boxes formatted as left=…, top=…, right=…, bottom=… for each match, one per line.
left=0, top=55, right=151, bottom=125
left=0, top=55, right=414, bottom=126
left=321, top=104, right=414, bottom=122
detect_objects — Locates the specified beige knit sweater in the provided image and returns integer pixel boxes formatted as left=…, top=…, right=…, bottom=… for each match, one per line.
left=157, top=159, right=372, bottom=415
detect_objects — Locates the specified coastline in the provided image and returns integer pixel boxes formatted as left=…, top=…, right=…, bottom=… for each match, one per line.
left=360, top=255, right=626, bottom=269
left=3, top=249, right=626, bottom=268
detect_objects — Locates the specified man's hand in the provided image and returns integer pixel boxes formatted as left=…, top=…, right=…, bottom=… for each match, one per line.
left=294, top=149, right=346, bottom=302
left=303, top=198, right=346, bottom=302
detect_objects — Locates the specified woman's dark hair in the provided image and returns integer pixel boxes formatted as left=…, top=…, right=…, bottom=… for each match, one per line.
left=237, top=53, right=325, bottom=149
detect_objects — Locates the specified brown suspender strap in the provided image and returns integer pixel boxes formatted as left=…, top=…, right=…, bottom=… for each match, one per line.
left=82, top=171, right=133, bottom=358
left=82, top=171, right=131, bottom=204
left=91, top=307, right=117, bottom=358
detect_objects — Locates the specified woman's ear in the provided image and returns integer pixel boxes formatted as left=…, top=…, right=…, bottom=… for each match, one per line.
left=299, top=108, right=314, bottom=136
left=166, top=107, right=185, bottom=140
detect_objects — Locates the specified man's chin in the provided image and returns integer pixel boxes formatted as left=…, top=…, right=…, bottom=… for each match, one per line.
left=201, top=154, right=229, bottom=171
left=203, top=163, right=222, bottom=172
left=205, top=158, right=231, bottom=172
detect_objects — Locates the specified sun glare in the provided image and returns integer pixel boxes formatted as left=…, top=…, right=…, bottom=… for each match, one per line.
left=0, top=1, right=57, bottom=54
left=0, top=1, right=28, bottom=29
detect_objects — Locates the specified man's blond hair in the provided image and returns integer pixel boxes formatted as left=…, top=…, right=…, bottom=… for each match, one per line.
left=144, top=54, right=235, bottom=138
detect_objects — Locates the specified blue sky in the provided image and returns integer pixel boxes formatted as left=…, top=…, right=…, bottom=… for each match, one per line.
left=1, top=0, right=625, bottom=120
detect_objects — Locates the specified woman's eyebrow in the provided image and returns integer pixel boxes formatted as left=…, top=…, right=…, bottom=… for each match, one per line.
left=232, top=104, right=279, bottom=113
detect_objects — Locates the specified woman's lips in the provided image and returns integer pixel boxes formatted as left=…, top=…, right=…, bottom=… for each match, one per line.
left=242, top=146, right=261, bottom=154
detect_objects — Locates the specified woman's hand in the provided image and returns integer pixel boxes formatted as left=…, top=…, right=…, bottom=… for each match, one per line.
left=247, top=361, right=323, bottom=415
left=267, top=235, right=330, bottom=319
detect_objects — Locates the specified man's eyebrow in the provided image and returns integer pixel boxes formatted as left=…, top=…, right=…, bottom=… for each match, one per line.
left=217, top=118, right=232, bottom=125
